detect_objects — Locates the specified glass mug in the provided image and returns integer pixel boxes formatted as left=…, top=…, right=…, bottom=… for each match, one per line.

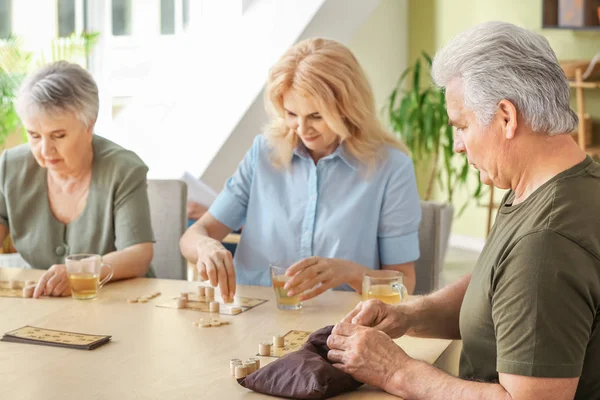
left=65, top=254, right=114, bottom=300
left=270, top=263, right=302, bottom=310
left=362, top=270, right=408, bottom=305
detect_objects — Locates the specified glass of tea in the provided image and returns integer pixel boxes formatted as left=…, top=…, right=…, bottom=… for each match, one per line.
left=270, top=263, right=302, bottom=310
left=362, top=270, right=408, bottom=305
left=65, top=254, right=114, bottom=300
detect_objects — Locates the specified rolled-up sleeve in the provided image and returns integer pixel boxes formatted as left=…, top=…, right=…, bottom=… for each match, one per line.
left=209, top=136, right=259, bottom=230
left=114, top=164, right=155, bottom=250
left=378, top=156, right=421, bottom=265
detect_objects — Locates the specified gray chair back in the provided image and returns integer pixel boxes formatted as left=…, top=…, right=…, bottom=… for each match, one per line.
left=147, top=179, right=187, bottom=279
left=414, top=201, right=454, bottom=294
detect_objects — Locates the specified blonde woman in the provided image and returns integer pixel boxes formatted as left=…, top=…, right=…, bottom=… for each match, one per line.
left=180, top=38, right=421, bottom=302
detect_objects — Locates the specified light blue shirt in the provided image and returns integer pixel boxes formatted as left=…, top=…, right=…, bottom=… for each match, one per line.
left=209, top=135, right=421, bottom=288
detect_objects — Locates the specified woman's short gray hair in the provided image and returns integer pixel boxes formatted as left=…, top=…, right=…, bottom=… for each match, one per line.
left=17, top=61, right=99, bottom=128
left=431, top=21, right=577, bottom=135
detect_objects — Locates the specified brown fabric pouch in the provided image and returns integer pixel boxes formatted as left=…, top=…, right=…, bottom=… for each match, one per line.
left=238, top=325, right=363, bottom=399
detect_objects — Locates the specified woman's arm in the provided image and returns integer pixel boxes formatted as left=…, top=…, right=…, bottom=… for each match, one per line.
left=102, top=242, right=153, bottom=280
left=180, top=213, right=233, bottom=264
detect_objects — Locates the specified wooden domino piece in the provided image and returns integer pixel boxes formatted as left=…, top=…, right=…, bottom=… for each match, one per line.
left=234, top=365, right=248, bottom=379
left=197, top=286, right=204, bottom=296
left=205, top=287, right=215, bottom=301
left=21, top=285, right=35, bottom=298
left=248, top=357, right=260, bottom=369
left=210, top=320, right=221, bottom=327
left=231, top=306, right=242, bottom=315
left=127, top=298, right=138, bottom=304
left=199, top=319, right=211, bottom=328
left=151, top=292, right=161, bottom=298
left=9, top=280, right=19, bottom=289
left=25, top=280, right=36, bottom=287
left=258, top=342, right=272, bottom=356
left=139, top=298, right=149, bottom=303
left=230, top=359, right=242, bottom=376
left=209, top=301, right=220, bottom=313
left=273, top=335, right=285, bottom=348
left=180, top=292, right=189, bottom=301
left=244, top=360, right=257, bottom=374
left=220, top=320, right=230, bottom=326
left=176, top=297, right=187, bottom=309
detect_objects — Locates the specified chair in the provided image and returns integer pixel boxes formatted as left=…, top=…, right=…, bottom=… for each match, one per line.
left=414, top=201, right=454, bottom=295
left=147, top=179, right=187, bottom=279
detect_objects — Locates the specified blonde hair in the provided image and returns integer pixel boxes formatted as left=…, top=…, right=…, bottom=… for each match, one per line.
left=264, top=38, right=407, bottom=169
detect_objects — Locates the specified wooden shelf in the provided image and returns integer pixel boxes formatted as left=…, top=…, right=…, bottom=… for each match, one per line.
left=543, top=25, right=600, bottom=31
left=569, top=80, right=600, bottom=89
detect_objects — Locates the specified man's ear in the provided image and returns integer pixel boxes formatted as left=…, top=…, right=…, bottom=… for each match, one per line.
left=497, top=100, right=518, bottom=140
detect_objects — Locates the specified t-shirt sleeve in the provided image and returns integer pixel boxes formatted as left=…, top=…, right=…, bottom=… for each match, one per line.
left=113, top=163, right=155, bottom=250
left=378, top=155, right=421, bottom=265
left=493, top=230, right=598, bottom=378
left=208, top=136, right=259, bottom=230
left=0, top=151, right=8, bottom=228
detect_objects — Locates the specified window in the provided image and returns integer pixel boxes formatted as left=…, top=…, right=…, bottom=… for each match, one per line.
left=0, top=0, right=11, bottom=39
left=58, top=0, right=76, bottom=37
left=112, top=0, right=132, bottom=36
left=160, top=0, right=175, bottom=35
left=182, top=0, right=190, bottom=30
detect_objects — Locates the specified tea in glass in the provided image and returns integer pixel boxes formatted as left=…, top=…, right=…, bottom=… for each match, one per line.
left=65, top=254, right=114, bottom=300
left=69, top=273, right=100, bottom=300
left=362, top=270, right=408, bottom=305
left=270, top=264, right=302, bottom=310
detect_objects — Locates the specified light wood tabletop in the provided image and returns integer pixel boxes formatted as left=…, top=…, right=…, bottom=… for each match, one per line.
left=0, top=268, right=459, bottom=400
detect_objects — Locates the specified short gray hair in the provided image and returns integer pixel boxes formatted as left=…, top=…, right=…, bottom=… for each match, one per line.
left=431, top=21, right=577, bottom=135
left=17, top=61, right=99, bottom=128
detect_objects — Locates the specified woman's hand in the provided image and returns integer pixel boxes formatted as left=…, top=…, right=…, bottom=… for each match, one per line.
left=283, top=257, right=365, bottom=301
left=196, top=239, right=236, bottom=301
left=33, top=264, right=71, bottom=298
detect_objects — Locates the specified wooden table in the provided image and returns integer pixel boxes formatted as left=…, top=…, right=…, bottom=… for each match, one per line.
left=0, top=268, right=459, bottom=399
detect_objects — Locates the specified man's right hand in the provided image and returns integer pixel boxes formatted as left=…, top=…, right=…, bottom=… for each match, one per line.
left=341, top=299, right=410, bottom=339
left=196, top=239, right=236, bottom=301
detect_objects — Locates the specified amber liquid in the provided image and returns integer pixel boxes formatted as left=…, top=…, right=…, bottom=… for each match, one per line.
left=69, top=273, right=99, bottom=300
left=272, top=275, right=301, bottom=309
left=363, top=284, right=402, bottom=304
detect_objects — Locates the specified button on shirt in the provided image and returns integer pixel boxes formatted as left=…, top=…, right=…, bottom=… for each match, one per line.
left=209, top=135, right=421, bottom=288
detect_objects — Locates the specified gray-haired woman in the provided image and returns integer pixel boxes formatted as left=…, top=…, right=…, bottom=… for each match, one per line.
left=1, top=61, right=154, bottom=298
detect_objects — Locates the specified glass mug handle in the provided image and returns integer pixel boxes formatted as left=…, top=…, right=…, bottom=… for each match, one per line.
left=392, top=282, right=409, bottom=302
left=98, top=262, right=114, bottom=289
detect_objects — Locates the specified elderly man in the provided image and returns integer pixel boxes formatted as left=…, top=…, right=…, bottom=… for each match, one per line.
left=327, top=21, right=600, bottom=399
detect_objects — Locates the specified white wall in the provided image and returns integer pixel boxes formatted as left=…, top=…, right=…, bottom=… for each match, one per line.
left=201, top=0, right=408, bottom=190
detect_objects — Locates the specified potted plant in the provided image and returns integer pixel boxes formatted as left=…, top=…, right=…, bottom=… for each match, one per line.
left=0, top=36, right=31, bottom=149
left=386, top=52, right=485, bottom=255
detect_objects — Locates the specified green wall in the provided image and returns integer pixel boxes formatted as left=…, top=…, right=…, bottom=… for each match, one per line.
left=408, top=0, right=600, bottom=239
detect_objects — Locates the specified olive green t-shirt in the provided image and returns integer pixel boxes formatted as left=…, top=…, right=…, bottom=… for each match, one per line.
left=459, top=156, right=600, bottom=398
left=0, top=135, right=155, bottom=271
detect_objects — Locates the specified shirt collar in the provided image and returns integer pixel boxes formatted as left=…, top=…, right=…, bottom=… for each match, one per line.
left=292, top=141, right=359, bottom=170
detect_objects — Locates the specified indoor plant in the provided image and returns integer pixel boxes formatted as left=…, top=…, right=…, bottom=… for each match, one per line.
left=387, top=52, right=484, bottom=215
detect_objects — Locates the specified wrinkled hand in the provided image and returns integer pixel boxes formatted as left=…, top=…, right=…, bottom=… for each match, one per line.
left=186, top=201, right=208, bottom=220
left=327, top=323, right=411, bottom=391
left=196, top=240, right=235, bottom=301
left=284, top=257, right=362, bottom=301
left=34, top=264, right=71, bottom=298
left=341, top=299, right=409, bottom=339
